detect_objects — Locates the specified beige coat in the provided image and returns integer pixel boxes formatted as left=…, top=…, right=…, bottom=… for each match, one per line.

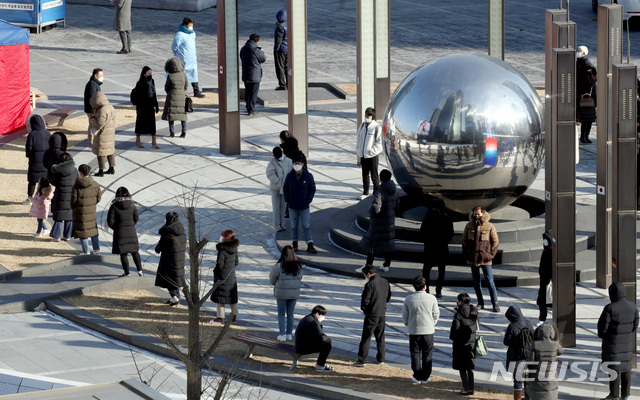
left=462, top=211, right=499, bottom=266
left=89, top=92, right=116, bottom=157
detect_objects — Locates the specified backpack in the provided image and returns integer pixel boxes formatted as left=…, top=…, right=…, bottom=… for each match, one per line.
left=516, top=323, right=534, bottom=360
left=130, top=87, right=137, bottom=105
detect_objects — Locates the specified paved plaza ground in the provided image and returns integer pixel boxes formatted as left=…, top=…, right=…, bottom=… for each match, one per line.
left=1, top=1, right=640, bottom=399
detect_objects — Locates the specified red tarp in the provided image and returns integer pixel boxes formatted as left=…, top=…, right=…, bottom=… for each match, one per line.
left=0, top=20, right=30, bottom=135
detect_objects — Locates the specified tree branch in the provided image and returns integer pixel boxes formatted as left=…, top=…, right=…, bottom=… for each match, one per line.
left=202, top=314, right=235, bottom=361
left=159, top=328, right=191, bottom=366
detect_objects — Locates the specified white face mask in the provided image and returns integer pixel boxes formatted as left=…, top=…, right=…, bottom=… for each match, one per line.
left=293, top=164, right=303, bottom=172
left=543, top=239, right=549, bottom=247
left=317, top=316, right=325, bottom=323
left=278, top=156, right=284, bottom=161
left=365, top=117, right=372, bottom=123
left=219, top=236, right=224, bottom=243
left=97, top=77, right=104, bottom=83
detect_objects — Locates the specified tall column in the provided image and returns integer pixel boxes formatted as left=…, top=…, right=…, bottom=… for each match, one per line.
left=287, top=0, right=309, bottom=156
left=357, top=0, right=375, bottom=126
left=488, top=0, right=504, bottom=60
left=217, top=0, right=240, bottom=156
left=595, top=5, right=623, bottom=289
left=374, top=0, right=390, bottom=115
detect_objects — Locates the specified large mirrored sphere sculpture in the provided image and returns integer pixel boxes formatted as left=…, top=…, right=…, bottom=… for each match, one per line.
left=383, top=54, right=544, bottom=216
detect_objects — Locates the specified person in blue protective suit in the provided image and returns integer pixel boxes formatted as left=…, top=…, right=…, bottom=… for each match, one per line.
left=172, top=17, right=205, bottom=98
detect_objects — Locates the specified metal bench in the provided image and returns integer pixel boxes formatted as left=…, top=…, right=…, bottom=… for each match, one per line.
left=232, top=333, right=314, bottom=370
left=43, top=108, right=76, bottom=128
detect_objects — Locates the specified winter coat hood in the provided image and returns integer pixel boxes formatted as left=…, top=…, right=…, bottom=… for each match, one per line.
left=26, top=114, right=46, bottom=132
left=90, top=92, right=109, bottom=111
left=276, top=9, right=287, bottom=23
left=609, top=282, right=626, bottom=302
left=505, top=305, right=525, bottom=323
left=456, top=303, right=471, bottom=319
left=165, top=57, right=185, bottom=74
left=48, top=132, right=67, bottom=151
left=51, top=159, right=75, bottom=174
left=179, top=24, right=194, bottom=34
left=112, top=196, right=134, bottom=209
left=40, top=184, right=52, bottom=196
left=159, top=220, right=184, bottom=237
left=216, top=238, right=240, bottom=252
left=75, top=175, right=96, bottom=189
left=379, top=180, right=397, bottom=196
left=468, top=210, right=491, bottom=224
left=535, top=322, right=557, bottom=341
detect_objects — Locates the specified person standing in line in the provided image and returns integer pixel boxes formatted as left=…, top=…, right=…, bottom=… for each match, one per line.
left=576, top=45, right=597, bottom=144
left=71, top=164, right=102, bottom=255
left=270, top=245, right=303, bottom=342
left=295, top=305, right=334, bottom=372
left=402, top=275, right=439, bottom=384
left=240, top=33, right=266, bottom=116
left=283, top=154, right=317, bottom=254
left=450, top=293, right=477, bottom=396
left=356, top=169, right=399, bottom=273
left=355, top=107, right=383, bottom=200
left=527, top=322, right=564, bottom=400
left=29, top=178, right=53, bottom=238
left=110, top=0, right=132, bottom=54
left=419, top=198, right=453, bottom=298
left=172, top=17, right=205, bottom=98
left=462, top=205, right=500, bottom=312
left=24, top=114, right=50, bottom=205
left=353, top=264, right=391, bottom=367
left=133, top=66, right=159, bottom=149
left=155, top=212, right=187, bottom=306
left=598, top=282, right=639, bottom=400
left=161, top=57, right=189, bottom=138
left=43, top=131, right=67, bottom=181
left=504, top=305, right=534, bottom=400
left=279, top=130, right=300, bottom=159
left=266, top=147, right=292, bottom=232
left=88, top=92, right=116, bottom=177
left=536, top=231, right=553, bottom=325
left=273, top=9, right=288, bottom=91
left=49, top=152, right=77, bottom=241
left=107, top=187, right=143, bottom=277
left=210, top=230, right=240, bottom=324
left=84, top=68, right=103, bottom=119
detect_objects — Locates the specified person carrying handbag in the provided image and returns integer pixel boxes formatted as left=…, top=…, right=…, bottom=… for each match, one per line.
left=88, top=92, right=116, bottom=177
left=450, top=292, right=478, bottom=396
left=576, top=45, right=597, bottom=144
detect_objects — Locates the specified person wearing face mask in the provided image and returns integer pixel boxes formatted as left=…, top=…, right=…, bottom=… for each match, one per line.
left=133, top=66, right=160, bottom=149
left=172, top=17, right=205, bottom=98
left=84, top=68, right=103, bottom=118
left=462, top=206, right=500, bottom=312
left=266, top=147, right=293, bottom=232
left=283, top=154, right=317, bottom=254
left=295, top=305, right=334, bottom=372
left=536, top=231, right=553, bottom=325
left=355, top=107, right=383, bottom=200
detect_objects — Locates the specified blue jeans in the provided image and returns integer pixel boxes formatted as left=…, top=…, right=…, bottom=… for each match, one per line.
left=36, top=219, right=47, bottom=233
left=276, top=298, right=297, bottom=335
left=50, top=220, right=72, bottom=239
left=289, top=208, right=312, bottom=243
left=169, top=288, right=181, bottom=299
left=470, top=265, right=498, bottom=305
left=80, top=236, right=100, bottom=254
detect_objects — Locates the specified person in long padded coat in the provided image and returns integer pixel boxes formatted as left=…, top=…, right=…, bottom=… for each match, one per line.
left=133, top=66, right=159, bottom=149
left=210, top=230, right=240, bottom=324
left=49, top=152, right=77, bottom=241
left=108, top=187, right=143, bottom=277
left=71, top=164, right=102, bottom=255
left=270, top=245, right=303, bottom=341
left=155, top=212, right=187, bottom=306
left=450, top=292, right=477, bottom=396
left=598, top=282, right=639, bottom=400
left=89, top=92, right=116, bottom=177
left=161, top=57, right=189, bottom=138
left=24, top=114, right=50, bottom=205
left=43, top=131, right=67, bottom=181
left=527, top=322, right=564, bottom=400
left=358, top=169, right=399, bottom=273
left=419, top=198, right=453, bottom=298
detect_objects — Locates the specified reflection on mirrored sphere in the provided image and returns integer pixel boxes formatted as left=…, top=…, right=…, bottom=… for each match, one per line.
left=382, top=54, right=544, bottom=216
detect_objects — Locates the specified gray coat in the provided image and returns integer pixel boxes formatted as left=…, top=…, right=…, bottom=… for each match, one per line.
left=527, top=323, right=564, bottom=400
left=266, top=156, right=292, bottom=194
left=113, top=0, right=132, bottom=32
left=269, top=263, right=303, bottom=300
left=161, top=57, right=189, bottom=122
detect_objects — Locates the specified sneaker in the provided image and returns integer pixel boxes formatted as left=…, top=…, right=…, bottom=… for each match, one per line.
left=119, top=273, right=131, bottom=277
left=22, top=198, right=32, bottom=205
left=411, top=377, right=422, bottom=384
left=33, top=232, right=42, bottom=238
left=354, top=265, right=366, bottom=273
left=53, top=237, right=61, bottom=242
left=137, top=271, right=144, bottom=277
left=286, top=334, right=293, bottom=341
left=352, top=361, right=367, bottom=367
left=78, top=251, right=90, bottom=256
left=62, top=237, right=71, bottom=241
left=422, top=378, right=431, bottom=384
left=207, top=317, right=224, bottom=325
left=535, top=320, right=544, bottom=328
left=307, top=242, right=318, bottom=254
left=292, top=241, right=298, bottom=252
left=315, top=364, right=334, bottom=372
left=379, top=266, right=389, bottom=272
left=276, top=334, right=287, bottom=342
left=357, top=193, right=369, bottom=200
left=42, top=229, right=50, bottom=235
left=477, top=303, right=485, bottom=310
left=93, top=251, right=101, bottom=256
left=492, top=302, right=501, bottom=313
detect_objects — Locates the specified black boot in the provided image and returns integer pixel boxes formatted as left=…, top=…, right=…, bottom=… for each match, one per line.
left=180, top=132, right=186, bottom=138
left=192, top=82, right=205, bottom=98
left=105, top=167, right=115, bottom=175
left=307, top=242, right=318, bottom=254
left=94, top=169, right=104, bottom=177
left=292, top=241, right=298, bottom=252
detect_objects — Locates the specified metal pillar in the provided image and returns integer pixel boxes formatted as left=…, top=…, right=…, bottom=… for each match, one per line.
left=610, top=63, right=638, bottom=367
left=287, top=0, right=309, bottom=157
left=488, top=0, right=504, bottom=60
left=596, top=5, right=623, bottom=289
left=374, top=0, right=390, bottom=115
left=217, top=0, right=240, bottom=156
left=357, top=0, right=375, bottom=126
left=551, top=48, right=577, bottom=348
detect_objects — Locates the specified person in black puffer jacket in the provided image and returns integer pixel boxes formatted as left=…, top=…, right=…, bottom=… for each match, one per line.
left=155, top=212, right=187, bottom=306
left=25, top=114, right=51, bottom=204
left=598, top=282, right=639, bottom=400
left=420, top=198, right=453, bottom=297
left=450, top=293, right=477, bottom=396
left=49, top=152, right=77, bottom=241
left=108, top=187, right=143, bottom=277
left=43, top=132, right=67, bottom=181
left=210, top=230, right=240, bottom=324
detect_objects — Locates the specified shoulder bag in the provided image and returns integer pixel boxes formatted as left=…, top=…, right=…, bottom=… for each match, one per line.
left=185, top=95, right=193, bottom=113
left=579, top=88, right=595, bottom=108
left=475, top=320, right=488, bottom=357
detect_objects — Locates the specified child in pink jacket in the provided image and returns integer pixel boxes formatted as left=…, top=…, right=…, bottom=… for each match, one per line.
left=29, top=177, right=54, bottom=237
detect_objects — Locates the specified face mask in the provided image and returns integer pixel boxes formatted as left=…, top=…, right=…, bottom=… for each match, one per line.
left=474, top=215, right=482, bottom=221
left=317, top=316, right=325, bottom=323
left=543, top=239, right=549, bottom=247
left=278, top=156, right=284, bottom=161
left=97, top=77, right=104, bottom=83
left=147, top=75, right=152, bottom=81
left=188, top=26, right=194, bottom=32
left=365, top=117, right=372, bottom=123
left=219, top=236, right=224, bottom=243
left=293, top=164, right=303, bottom=172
